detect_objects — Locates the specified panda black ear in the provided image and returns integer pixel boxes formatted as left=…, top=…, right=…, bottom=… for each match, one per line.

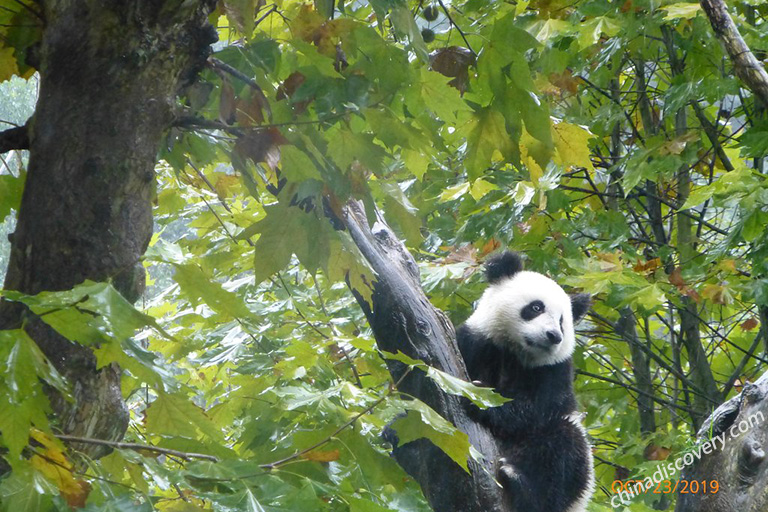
left=570, top=293, right=591, bottom=324
left=485, top=251, right=524, bottom=283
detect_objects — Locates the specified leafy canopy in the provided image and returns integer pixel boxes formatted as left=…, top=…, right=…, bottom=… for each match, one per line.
left=2, top=0, right=768, bottom=510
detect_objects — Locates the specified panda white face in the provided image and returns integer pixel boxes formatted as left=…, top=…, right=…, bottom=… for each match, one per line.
left=465, top=270, right=578, bottom=367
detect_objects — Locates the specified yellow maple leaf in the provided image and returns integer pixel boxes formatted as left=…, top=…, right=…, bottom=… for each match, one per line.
left=0, top=47, right=20, bottom=83
left=552, top=121, right=594, bottom=172
left=29, top=430, right=84, bottom=501
left=701, top=284, right=730, bottom=305
left=302, top=449, right=340, bottom=462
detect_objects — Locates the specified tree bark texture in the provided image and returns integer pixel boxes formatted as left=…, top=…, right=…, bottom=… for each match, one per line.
left=675, top=371, right=768, bottom=512
left=0, top=0, right=217, bottom=458
left=700, top=0, right=768, bottom=107
left=343, top=201, right=513, bottom=512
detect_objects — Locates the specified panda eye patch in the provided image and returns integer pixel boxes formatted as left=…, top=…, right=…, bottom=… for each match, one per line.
left=521, top=300, right=545, bottom=320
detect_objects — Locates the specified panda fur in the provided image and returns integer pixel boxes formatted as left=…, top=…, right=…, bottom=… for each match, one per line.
left=457, top=251, right=593, bottom=512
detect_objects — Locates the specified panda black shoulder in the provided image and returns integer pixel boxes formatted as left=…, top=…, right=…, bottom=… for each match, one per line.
left=456, top=323, right=499, bottom=379
left=484, top=251, right=523, bottom=284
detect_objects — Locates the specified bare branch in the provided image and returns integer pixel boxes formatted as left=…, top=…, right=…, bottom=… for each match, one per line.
left=56, top=434, right=219, bottom=462
left=0, top=124, right=29, bottom=154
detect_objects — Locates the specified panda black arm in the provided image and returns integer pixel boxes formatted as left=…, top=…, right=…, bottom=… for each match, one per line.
left=456, top=324, right=500, bottom=385
left=456, top=324, right=479, bottom=378
left=466, top=357, right=579, bottom=436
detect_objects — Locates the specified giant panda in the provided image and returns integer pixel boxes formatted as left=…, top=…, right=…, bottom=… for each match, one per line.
left=457, top=251, right=593, bottom=512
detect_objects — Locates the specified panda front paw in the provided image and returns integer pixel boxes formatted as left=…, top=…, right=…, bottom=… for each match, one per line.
left=498, top=459, right=537, bottom=511
left=497, top=458, right=522, bottom=490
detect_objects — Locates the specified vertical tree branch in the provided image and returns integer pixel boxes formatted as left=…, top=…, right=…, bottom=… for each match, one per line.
left=700, top=0, right=768, bottom=106
left=617, top=309, right=657, bottom=433
left=342, top=200, right=513, bottom=512
left=665, top=25, right=725, bottom=427
left=604, top=80, right=658, bottom=435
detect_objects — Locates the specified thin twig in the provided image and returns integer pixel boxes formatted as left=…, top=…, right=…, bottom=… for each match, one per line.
left=435, top=0, right=475, bottom=57
left=576, top=369, right=697, bottom=415
left=260, top=367, right=411, bottom=470
left=12, top=0, right=43, bottom=21
left=208, top=57, right=272, bottom=122
left=174, top=111, right=349, bottom=134
left=311, top=274, right=364, bottom=388
left=56, top=434, right=220, bottom=462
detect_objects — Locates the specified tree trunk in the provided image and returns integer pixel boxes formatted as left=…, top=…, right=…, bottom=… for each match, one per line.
left=0, top=0, right=216, bottom=459
left=617, top=309, right=656, bottom=434
left=675, top=371, right=768, bottom=512
left=343, top=201, right=513, bottom=512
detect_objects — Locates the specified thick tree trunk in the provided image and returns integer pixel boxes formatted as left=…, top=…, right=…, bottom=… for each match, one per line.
left=675, top=371, right=768, bottom=512
left=0, top=0, right=216, bottom=458
left=343, top=201, right=513, bottom=512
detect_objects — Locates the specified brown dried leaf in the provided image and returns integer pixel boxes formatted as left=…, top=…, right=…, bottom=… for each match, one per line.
left=549, top=69, right=579, bottom=95
left=276, top=72, right=306, bottom=100
left=219, top=80, right=237, bottom=124
left=235, top=89, right=266, bottom=126
left=668, top=267, right=685, bottom=287
left=613, top=465, right=631, bottom=481
left=234, top=128, right=288, bottom=171
left=634, top=258, right=661, bottom=273
left=444, top=245, right=478, bottom=264
left=741, top=317, right=759, bottom=331
left=701, top=284, right=727, bottom=305
left=430, top=46, right=475, bottom=93
left=480, top=238, right=501, bottom=256
left=63, top=480, right=92, bottom=508
left=644, top=444, right=671, bottom=461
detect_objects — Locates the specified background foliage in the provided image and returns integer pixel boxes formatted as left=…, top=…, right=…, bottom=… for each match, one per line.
left=1, top=0, right=768, bottom=510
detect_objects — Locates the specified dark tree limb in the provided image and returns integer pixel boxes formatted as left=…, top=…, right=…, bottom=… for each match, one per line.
left=342, top=200, right=512, bottom=512
left=616, top=308, right=656, bottom=433
left=0, top=124, right=29, bottom=154
left=675, top=371, right=768, bottom=512
left=700, top=0, right=768, bottom=106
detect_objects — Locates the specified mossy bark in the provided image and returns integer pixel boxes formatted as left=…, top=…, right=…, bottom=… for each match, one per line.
left=0, top=0, right=216, bottom=458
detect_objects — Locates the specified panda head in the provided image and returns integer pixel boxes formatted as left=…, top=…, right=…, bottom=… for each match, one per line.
left=466, top=251, right=590, bottom=367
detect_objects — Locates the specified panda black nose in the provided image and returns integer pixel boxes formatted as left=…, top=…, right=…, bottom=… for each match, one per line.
left=546, top=331, right=562, bottom=345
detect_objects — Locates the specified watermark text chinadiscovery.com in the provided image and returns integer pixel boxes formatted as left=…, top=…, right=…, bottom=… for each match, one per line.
left=611, top=411, right=765, bottom=508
